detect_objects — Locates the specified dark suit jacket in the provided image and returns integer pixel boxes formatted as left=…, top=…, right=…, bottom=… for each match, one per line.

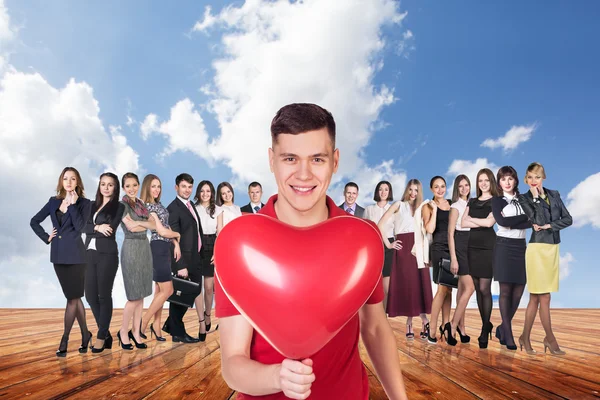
left=518, top=189, right=572, bottom=245
left=338, top=203, right=365, bottom=218
left=83, top=201, right=125, bottom=254
left=167, top=198, right=204, bottom=272
left=241, top=202, right=265, bottom=214
left=30, top=196, right=92, bottom=264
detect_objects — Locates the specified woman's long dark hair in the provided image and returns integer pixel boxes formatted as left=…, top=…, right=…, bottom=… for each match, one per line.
left=194, top=180, right=217, bottom=218
left=94, top=172, right=120, bottom=217
left=216, top=182, right=235, bottom=206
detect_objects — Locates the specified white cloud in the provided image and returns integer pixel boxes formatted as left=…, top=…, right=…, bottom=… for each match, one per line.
left=144, top=0, right=407, bottom=197
left=140, top=98, right=214, bottom=163
left=446, top=158, right=499, bottom=195
left=0, top=69, right=140, bottom=307
left=481, top=123, right=537, bottom=152
left=559, top=252, right=574, bottom=280
left=566, top=172, right=600, bottom=229
left=0, top=0, right=14, bottom=43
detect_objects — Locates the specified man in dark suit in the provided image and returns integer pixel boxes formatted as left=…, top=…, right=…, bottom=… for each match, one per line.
left=164, top=173, right=205, bottom=343
left=240, top=181, right=265, bottom=214
left=339, top=182, right=364, bottom=217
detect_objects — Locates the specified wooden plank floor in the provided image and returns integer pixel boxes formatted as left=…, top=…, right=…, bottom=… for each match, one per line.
left=1, top=309, right=599, bottom=399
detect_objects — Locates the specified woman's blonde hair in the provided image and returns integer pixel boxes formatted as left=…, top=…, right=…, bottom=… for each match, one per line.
left=401, top=179, right=423, bottom=215
left=525, top=162, right=546, bottom=183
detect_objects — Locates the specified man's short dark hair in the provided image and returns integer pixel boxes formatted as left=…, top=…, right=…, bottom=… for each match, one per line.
left=176, top=173, right=194, bottom=186
left=271, top=103, right=336, bottom=147
left=344, top=182, right=359, bottom=192
left=248, top=181, right=262, bottom=190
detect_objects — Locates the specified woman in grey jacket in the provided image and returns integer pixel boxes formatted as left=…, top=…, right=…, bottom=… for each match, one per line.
left=518, top=162, right=572, bottom=355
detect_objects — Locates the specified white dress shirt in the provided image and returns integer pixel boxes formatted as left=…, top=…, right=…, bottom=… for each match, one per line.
left=450, top=197, right=470, bottom=232
left=196, top=204, right=220, bottom=235
left=496, top=193, right=527, bottom=239
left=364, top=203, right=393, bottom=238
left=393, top=201, right=415, bottom=234
left=217, top=204, right=242, bottom=227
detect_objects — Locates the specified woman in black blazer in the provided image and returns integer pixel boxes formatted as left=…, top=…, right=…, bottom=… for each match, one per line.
left=518, top=162, right=572, bottom=355
left=30, top=167, right=93, bottom=357
left=84, top=173, right=125, bottom=353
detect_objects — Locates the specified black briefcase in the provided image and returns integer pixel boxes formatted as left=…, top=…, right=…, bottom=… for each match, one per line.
left=168, top=275, right=201, bottom=308
left=438, top=258, right=459, bottom=288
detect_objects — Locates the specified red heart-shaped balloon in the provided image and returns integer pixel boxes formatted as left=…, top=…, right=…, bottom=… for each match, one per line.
left=214, top=214, right=384, bottom=359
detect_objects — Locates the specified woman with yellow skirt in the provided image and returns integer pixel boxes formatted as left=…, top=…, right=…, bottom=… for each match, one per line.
left=518, top=162, right=572, bottom=355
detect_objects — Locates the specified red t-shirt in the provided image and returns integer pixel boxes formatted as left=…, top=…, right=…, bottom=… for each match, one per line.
left=215, top=194, right=384, bottom=400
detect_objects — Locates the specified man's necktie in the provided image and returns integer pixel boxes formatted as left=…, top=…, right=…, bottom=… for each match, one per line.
left=254, top=206, right=260, bottom=213
left=186, top=201, right=202, bottom=252
left=346, top=207, right=354, bottom=214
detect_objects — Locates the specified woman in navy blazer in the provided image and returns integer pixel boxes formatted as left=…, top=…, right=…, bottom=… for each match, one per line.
left=30, top=167, right=93, bottom=357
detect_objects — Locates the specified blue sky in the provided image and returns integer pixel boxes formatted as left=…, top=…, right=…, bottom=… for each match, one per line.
left=1, top=0, right=598, bottom=308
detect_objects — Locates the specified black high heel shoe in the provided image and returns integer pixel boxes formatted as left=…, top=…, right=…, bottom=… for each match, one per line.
left=205, top=312, right=212, bottom=332
left=420, top=320, right=430, bottom=340
left=117, top=331, right=133, bottom=350
left=443, top=323, right=458, bottom=346
left=425, top=323, right=437, bottom=344
left=150, top=323, right=166, bottom=342
left=495, top=325, right=506, bottom=346
left=56, top=336, right=68, bottom=357
left=478, top=322, right=493, bottom=349
left=439, top=325, right=445, bottom=343
left=198, top=319, right=207, bottom=342
left=139, top=321, right=147, bottom=340
left=79, top=331, right=93, bottom=353
left=92, top=333, right=113, bottom=353
left=128, top=330, right=148, bottom=349
left=456, top=326, right=470, bottom=343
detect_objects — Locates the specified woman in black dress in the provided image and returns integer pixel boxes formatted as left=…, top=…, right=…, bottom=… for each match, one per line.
left=30, top=167, right=93, bottom=356
left=422, top=176, right=452, bottom=344
left=446, top=174, right=474, bottom=344
left=461, top=168, right=498, bottom=348
left=84, top=172, right=125, bottom=352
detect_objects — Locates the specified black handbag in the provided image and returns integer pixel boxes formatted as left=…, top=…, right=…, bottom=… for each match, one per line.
left=438, top=258, right=458, bottom=288
left=168, top=275, right=201, bottom=308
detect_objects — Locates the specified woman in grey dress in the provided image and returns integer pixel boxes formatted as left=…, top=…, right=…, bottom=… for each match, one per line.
left=118, top=172, right=154, bottom=350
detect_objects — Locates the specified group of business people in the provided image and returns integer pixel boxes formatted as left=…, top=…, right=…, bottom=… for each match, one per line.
left=31, top=167, right=265, bottom=356
left=339, top=161, right=572, bottom=355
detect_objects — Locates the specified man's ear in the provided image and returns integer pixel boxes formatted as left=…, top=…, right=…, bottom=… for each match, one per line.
left=332, top=148, right=340, bottom=173
left=268, top=147, right=275, bottom=173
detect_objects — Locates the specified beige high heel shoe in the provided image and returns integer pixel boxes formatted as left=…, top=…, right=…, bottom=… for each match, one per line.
left=518, top=335, right=537, bottom=355
left=543, top=338, right=566, bottom=355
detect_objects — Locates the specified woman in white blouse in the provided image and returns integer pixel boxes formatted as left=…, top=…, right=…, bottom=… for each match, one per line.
left=446, top=174, right=474, bottom=344
left=491, top=166, right=532, bottom=351
left=378, top=179, right=433, bottom=340
left=364, top=181, right=394, bottom=310
left=216, top=182, right=242, bottom=233
left=194, top=180, right=220, bottom=333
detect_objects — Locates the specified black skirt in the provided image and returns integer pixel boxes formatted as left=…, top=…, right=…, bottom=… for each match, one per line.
left=151, top=240, right=172, bottom=283
left=493, top=236, right=526, bottom=284
left=454, top=231, right=470, bottom=276
left=54, top=263, right=85, bottom=299
left=201, top=234, right=217, bottom=277
left=382, top=237, right=395, bottom=277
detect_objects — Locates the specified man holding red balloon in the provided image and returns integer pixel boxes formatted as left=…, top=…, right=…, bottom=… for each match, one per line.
left=214, top=103, right=408, bottom=399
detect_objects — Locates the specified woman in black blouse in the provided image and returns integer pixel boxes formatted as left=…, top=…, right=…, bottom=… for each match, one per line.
left=30, top=167, right=92, bottom=356
left=84, top=173, right=125, bottom=353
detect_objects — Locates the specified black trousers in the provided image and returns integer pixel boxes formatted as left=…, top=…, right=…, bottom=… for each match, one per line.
left=168, top=253, right=202, bottom=337
left=85, top=250, right=119, bottom=339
